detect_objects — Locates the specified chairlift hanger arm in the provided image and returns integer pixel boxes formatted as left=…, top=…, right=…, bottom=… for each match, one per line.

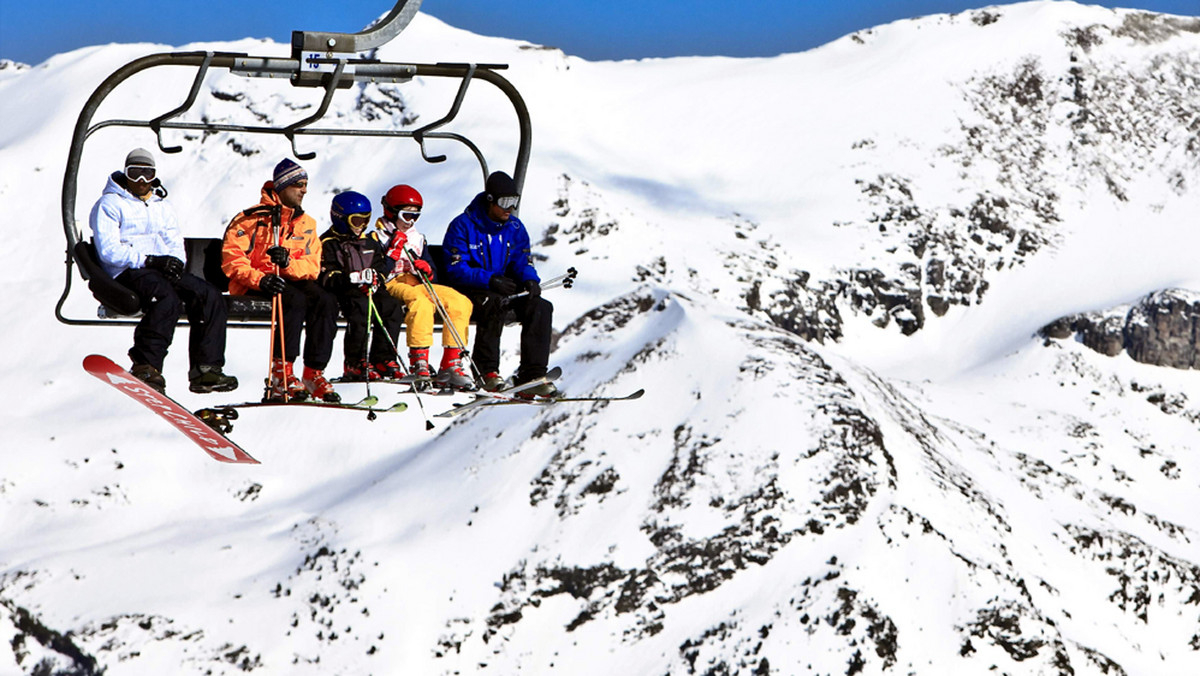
left=413, top=63, right=475, bottom=164
left=149, top=51, right=214, bottom=154
left=284, top=59, right=348, bottom=160
left=292, top=0, right=423, bottom=59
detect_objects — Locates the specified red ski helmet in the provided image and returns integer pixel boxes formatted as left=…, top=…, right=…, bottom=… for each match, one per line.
left=382, top=184, right=423, bottom=216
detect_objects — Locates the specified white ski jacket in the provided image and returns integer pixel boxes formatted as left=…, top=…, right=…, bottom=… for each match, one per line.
left=89, top=173, right=185, bottom=278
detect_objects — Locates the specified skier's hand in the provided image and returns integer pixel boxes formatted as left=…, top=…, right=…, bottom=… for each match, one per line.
left=524, top=280, right=541, bottom=299
left=386, top=232, right=409, bottom=261
left=413, top=259, right=433, bottom=277
left=488, top=275, right=518, bottom=295
left=266, top=246, right=291, bottom=269
left=349, top=269, right=378, bottom=291
left=259, top=273, right=287, bottom=296
left=145, top=255, right=184, bottom=281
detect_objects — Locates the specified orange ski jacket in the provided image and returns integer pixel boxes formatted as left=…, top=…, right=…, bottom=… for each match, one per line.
left=221, top=182, right=321, bottom=295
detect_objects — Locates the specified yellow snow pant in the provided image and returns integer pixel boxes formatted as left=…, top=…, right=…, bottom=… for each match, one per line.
left=385, top=274, right=472, bottom=349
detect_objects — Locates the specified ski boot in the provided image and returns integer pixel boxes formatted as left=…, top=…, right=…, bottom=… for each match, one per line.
left=265, top=359, right=309, bottom=402
left=516, top=381, right=560, bottom=399
left=341, top=359, right=373, bottom=383
left=131, top=363, right=166, bottom=394
left=434, top=348, right=475, bottom=391
left=478, top=371, right=506, bottom=392
left=515, top=368, right=560, bottom=399
left=371, top=359, right=405, bottom=381
left=189, top=365, right=238, bottom=393
left=302, top=366, right=341, bottom=403
left=404, top=347, right=433, bottom=390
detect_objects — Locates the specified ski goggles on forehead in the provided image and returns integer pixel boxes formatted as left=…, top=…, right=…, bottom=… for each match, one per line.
left=398, top=210, right=421, bottom=222
left=125, top=165, right=156, bottom=183
left=496, top=195, right=519, bottom=210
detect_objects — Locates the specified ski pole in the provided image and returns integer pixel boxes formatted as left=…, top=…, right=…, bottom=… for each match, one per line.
left=267, top=294, right=280, bottom=401
left=361, top=284, right=375, bottom=417
left=503, top=267, right=577, bottom=303
left=269, top=210, right=289, bottom=403
left=400, top=246, right=481, bottom=383
left=365, top=286, right=410, bottom=375
left=368, top=290, right=435, bottom=431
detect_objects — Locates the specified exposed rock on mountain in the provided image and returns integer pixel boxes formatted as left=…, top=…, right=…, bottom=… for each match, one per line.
left=1043, top=289, right=1200, bottom=369
left=742, top=10, right=1199, bottom=341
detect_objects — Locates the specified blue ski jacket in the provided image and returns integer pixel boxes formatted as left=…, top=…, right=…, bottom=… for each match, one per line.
left=443, top=193, right=540, bottom=290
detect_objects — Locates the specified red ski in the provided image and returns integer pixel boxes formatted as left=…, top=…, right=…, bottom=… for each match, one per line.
left=83, top=354, right=258, bottom=464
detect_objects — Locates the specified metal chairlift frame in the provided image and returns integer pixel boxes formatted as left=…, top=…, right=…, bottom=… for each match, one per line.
left=55, top=0, right=531, bottom=329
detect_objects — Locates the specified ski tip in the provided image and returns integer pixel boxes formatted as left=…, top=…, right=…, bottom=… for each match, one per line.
left=83, top=354, right=115, bottom=371
left=628, top=389, right=646, bottom=400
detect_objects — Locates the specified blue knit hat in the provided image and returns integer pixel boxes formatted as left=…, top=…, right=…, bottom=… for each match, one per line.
left=273, top=158, right=308, bottom=191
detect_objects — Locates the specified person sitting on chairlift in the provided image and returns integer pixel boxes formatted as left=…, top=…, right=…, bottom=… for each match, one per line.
left=442, top=171, right=557, bottom=396
left=220, top=158, right=340, bottom=403
left=88, top=147, right=238, bottom=395
left=316, top=191, right=405, bottom=383
left=375, top=184, right=475, bottom=391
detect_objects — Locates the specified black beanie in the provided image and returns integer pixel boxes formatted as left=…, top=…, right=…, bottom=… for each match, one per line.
left=485, top=171, right=519, bottom=201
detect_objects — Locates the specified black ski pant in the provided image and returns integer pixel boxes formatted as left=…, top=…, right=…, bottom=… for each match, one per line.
left=117, top=268, right=227, bottom=373
left=459, top=288, right=552, bottom=382
left=251, top=279, right=338, bottom=370
left=337, top=287, right=404, bottom=364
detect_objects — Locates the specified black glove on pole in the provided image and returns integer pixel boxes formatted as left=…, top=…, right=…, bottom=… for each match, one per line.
left=266, top=246, right=290, bottom=269
left=260, top=274, right=288, bottom=296
left=524, top=280, right=541, bottom=298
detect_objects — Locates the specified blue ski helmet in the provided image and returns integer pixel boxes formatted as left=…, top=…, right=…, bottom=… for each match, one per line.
left=331, top=191, right=372, bottom=234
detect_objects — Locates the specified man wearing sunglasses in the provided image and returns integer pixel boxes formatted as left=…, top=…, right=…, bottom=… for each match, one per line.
left=443, top=171, right=557, bottom=396
left=88, top=147, right=238, bottom=395
left=221, top=158, right=340, bottom=402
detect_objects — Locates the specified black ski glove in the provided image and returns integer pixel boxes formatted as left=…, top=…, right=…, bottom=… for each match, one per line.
left=488, top=275, right=518, bottom=295
left=144, top=255, right=184, bottom=281
left=524, top=280, right=541, bottom=298
left=260, top=273, right=288, bottom=296
left=266, top=246, right=290, bottom=269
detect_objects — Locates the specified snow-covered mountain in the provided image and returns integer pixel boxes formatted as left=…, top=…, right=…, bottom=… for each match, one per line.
left=2, top=2, right=1199, bottom=674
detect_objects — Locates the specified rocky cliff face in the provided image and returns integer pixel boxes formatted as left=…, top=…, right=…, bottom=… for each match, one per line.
left=1043, top=289, right=1200, bottom=369
left=742, top=11, right=1199, bottom=342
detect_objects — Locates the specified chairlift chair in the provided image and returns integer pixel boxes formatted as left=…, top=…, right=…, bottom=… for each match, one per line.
left=55, top=0, right=532, bottom=329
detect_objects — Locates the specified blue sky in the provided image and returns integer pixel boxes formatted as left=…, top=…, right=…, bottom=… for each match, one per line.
left=1, top=0, right=1196, bottom=66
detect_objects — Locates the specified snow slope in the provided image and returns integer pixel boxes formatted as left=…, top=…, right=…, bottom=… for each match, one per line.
left=2, top=2, right=1199, bottom=674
